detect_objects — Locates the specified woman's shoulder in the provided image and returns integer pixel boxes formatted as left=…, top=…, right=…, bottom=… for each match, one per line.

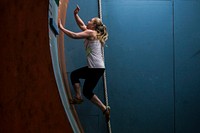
left=85, top=29, right=96, bottom=34
left=85, top=29, right=97, bottom=40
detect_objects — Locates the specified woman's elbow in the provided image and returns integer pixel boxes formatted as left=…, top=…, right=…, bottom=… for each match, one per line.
left=71, top=33, right=85, bottom=39
left=71, top=34, right=80, bottom=39
left=69, top=33, right=78, bottom=39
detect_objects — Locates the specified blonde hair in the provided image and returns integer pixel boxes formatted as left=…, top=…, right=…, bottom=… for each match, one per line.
left=93, top=17, right=108, bottom=46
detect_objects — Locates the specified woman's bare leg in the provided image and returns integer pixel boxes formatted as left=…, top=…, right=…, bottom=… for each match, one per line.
left=73, top=83, right=82, bottom=99
left=90, top=94, right=106, bottom=112
left=90, top=94, right=110, bottom=122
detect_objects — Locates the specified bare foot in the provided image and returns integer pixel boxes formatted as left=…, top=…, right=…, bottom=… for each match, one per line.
left=103, top=106, right=111, bottom=122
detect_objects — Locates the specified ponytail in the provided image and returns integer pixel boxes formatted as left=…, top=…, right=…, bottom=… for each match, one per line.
left=93, top=18, right=108, bottom=46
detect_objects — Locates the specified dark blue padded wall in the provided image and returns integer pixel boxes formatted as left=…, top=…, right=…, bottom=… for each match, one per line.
left=64, top=0, right=200, bottom=133
left=103, top=1, right=174, bottom=133
left=175, top=1, right=200, bottom=133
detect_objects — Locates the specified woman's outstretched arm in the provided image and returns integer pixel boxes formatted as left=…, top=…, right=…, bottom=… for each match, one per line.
left=74, top=5, right=87, bottom=31
left=58, top=19, right=93, bottom=39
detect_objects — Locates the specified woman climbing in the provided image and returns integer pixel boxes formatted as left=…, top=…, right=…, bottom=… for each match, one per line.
left=58, top=5, right=110, bottom=122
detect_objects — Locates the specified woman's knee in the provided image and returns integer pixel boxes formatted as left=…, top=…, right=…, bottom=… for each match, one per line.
left=83, top=89, right=94, bottom=100
left=70, top=71, right=75, bottom=80
left=70, top=71, right=79, bottom=85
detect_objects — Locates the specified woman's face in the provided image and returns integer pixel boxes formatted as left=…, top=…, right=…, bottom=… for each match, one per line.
left=87, top=18, right=95, bottom=29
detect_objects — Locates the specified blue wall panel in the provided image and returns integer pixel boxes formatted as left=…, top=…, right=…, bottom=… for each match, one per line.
left=174, top=1, right=200, bottom=133
left=63, top=0, right=200, bottom=132
left=103, top=1, right=174, bottom=133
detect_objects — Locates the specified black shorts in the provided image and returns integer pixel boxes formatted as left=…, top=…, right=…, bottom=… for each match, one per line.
left=70, top=66, right=105, bottom=99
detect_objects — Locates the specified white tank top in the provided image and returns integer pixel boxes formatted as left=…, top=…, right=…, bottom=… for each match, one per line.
left=84, top=39, right=105, bottom=68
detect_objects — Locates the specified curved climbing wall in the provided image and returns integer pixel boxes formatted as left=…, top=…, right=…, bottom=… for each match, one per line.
left=0, top=0, right=73, bottom=132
